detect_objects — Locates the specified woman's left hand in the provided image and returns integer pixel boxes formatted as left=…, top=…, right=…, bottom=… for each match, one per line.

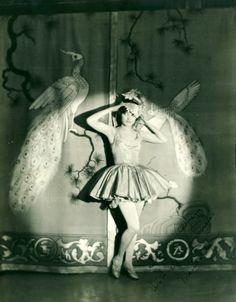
left=136, top=114, right=146, bottom=126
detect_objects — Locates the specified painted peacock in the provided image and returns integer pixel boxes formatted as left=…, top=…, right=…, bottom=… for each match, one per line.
left=141, top=81, right=207, bottom=177
left=9, top=50, right=89, bottom=214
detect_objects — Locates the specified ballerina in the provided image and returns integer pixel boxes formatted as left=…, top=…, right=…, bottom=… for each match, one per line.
left=87, top=89, right=178, bottom=280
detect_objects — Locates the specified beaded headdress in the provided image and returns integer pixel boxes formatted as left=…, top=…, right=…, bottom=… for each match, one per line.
left=121, top=89, right=143, bottom=105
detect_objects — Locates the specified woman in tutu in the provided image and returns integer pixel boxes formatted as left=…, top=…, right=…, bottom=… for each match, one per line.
left=87, top=90, right=177, bottom=280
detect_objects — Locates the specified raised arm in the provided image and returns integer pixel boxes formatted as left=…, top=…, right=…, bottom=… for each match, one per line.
left=139, top=116, right=167, bottom=144
left=87, top=104, right=121, bottom=143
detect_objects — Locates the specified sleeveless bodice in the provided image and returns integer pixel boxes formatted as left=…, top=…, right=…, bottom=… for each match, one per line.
left=90, top=128, right=174, bottom=208
left=111, top=129, right=141, bottom=165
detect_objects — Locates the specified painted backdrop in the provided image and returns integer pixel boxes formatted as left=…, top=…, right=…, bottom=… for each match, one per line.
left=0, top=9, right=235, bottom=272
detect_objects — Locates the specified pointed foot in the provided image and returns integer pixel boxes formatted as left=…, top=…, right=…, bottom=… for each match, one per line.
left=111, top=256, right=122, bottom=279
left=123, top=264, right=139, bottom=280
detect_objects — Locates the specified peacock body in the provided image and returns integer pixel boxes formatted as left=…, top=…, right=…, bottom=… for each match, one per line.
left=145, top=81, right=207, bottom=177
left=9, top=51, right=89, bottom=213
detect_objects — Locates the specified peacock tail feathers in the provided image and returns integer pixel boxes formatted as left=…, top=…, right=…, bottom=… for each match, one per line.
left=9, top=111, right=65, bottom=213
left=167, top=112, right=207, bottom=177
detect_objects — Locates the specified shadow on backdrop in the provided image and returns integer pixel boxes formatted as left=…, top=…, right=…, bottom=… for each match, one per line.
left=73, top=105, right=126, bottom=257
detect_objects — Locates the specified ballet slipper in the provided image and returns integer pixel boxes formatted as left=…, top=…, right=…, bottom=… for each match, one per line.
left=123, top=264, right=139, bottom=280
left=111, top=256, right=122, bottom=279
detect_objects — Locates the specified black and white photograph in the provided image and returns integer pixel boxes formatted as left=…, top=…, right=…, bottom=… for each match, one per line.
left=0, top=1, right=236, bottom=301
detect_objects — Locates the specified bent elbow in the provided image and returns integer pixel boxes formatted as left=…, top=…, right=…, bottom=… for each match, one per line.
left=86, top=116, right=94, bottom=127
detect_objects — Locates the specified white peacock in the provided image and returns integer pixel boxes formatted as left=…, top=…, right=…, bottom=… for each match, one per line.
left=9, top=50, right=89, bottom=214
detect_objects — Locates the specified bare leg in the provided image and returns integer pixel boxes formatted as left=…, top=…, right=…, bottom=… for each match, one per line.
left=115, top=201, right=140, bottom=261
left=111, top=201, right=143, bottom=279
left=124, top=201, right=144, bottom=268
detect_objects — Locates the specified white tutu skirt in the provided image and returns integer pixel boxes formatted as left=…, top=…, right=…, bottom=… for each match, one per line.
left=90, top=164, right=172, bottom=208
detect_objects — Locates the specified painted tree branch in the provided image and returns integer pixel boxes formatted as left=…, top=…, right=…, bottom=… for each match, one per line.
left=65, top=130, right=104, bottom=200
left=2, top=15, right=35, bottom=104
left=158, top=195, right=183, bottom=211
left=158, top=10, right=193, bottom=54
left=175, top=9, right=193, bottom=54
left=122, top=12, right=164, bottom=90
left=70, top=130, right=95, bottom=173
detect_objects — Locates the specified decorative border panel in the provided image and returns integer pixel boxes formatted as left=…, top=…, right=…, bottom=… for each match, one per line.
left=133, top=234, right=236, bottom=267
left=1, top=232, right=236, bottom=272
left=0, top=232, right=107, bottom=269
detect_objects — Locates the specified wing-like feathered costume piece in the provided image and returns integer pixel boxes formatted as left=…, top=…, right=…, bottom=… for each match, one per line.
left=9, top=52, right=89, bottom=213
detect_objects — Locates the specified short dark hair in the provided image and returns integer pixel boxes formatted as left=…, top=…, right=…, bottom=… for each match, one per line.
left=115, top=106, right=128, bottom=126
